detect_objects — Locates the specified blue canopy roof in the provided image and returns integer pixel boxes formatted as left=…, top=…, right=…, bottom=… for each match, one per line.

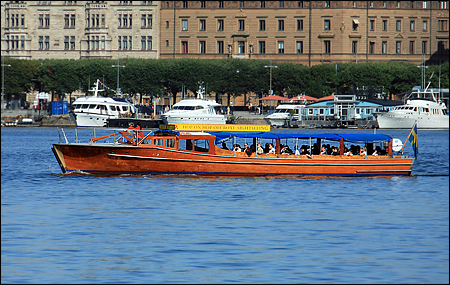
left=209, top=131, right=391, bottom=144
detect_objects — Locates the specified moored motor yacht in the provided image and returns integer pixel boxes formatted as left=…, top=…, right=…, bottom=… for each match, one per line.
left=374, top=86, right=449, bottom=129
left=265, top=97, right=307, bottom=127
left=70, top=79, right=137, bottom=127
left=160, top=83, right=226, bottom=125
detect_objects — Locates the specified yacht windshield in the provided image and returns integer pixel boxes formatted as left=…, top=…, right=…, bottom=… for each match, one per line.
left=172, top=106, right=200, bottom=110
left=274, top=109, right=290, bottom=113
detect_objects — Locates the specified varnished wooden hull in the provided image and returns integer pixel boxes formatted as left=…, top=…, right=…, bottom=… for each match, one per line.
left=52, top=143, right=414, bottom=176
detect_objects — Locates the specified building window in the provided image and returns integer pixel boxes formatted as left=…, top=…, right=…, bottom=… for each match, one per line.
left=325, top=1, right=330, bottom=8
left=218, top=19, right=223, bottom=31
left=118, top=36, right=121, bottom=49
left=238, top=41, right=245, bottom=53
left=422, top=1, right=427, bottom=8
left=441, top=1, right=447, bottom=9
left=65, top=14, right=69, bottom=27
left=183, top=1, right=188, bottom=8
left=396, top=41, right=401, bottom=54
left=324, top=40, right=331, bottom=54
left=259, top=19, right=265, bottom=31
left=278, top=19, right=284, bottom=31
left=383, top=19, right=388, bottom=31
left=71, top=36, right=76, bottom=50
left=182, top=41, right=188, bottom=53
left=45, top=14, right=50, bottom=27
left=199, top=41, right=206, bottom=53
left=141, top=36, right=146, bottom=49
left=219, top=1, right=224, bottom=8
left=201, top=1, right=206, bottom=8
left=422, top=41, right=427, bottom=54
left=352, top=41, right=358, bottom=54
left=422, top=20, right=427, bottom=31
left=324, top=19, right=330, bottom=31
left=438, top=20, right=448, bottom=31
left=382, top=41, right=387, bottom=54
left=142, top=14, right=153, bottom=28
left=123, top=36, right=128, bottom=49
left=259, top=41, right=266, bottom=54
left=298, top=1, right=303, bottom=8
left=261, top=1, right=265, bottom=8
left=296, top=41, right=303, bottom=54
left=238, top=20, right=245, bottom=31
left=409, top=41, right=415, bottom=54
left=39, top=36, right=43, bottom=49
left=64, top=36, right=69, bottom=49
left=410, top=20, right=415, bottom=31
left=352, top=19, right=359, bottom=31
left=45, top=36, right=49, bottom=50
left=239, top=1, right=244, bottom=8
left=200, top=19, right=206, bottom=31
left=278, top=41, right=284, bottom=53
left=182, top=19, right=188, bottom=31
left=397, top=1, right=401, bottom=8
left=396, top=20, right=401, bottom=31
left=369, top=41, right=375, bottom=54
left=147, top=36, right=152, bottom=49
left=383, top=1, right=387, bottom=8
left=353, top=1, right=357, bottom=8
left=370, top=19, right=375, bottom=31
left=279, top=1, right=284, bottom=8
left=39, top=14, right=44, bottom=27
left=217, top=41, right=224, bottom=53
left=166, top=40, right=169, bottom=47
left=370, top=1, right=374, bottom=8
left=297, top=19, right=303, bottom=31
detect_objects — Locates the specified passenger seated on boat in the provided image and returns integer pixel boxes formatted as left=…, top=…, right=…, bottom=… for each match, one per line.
left=264, top=143, right=270, bottom=153
left=268, top=143, right=276, bottom=154
left=360, top=146, right=367, bottom=156
left=313, top=143, right=321, bottom=155
left=233, top=144, right=242, bottom=152
left=344, top=147, right=353, bottom=156
left=320, top=146, right=328, bottom=155
left=372, top=149, right=379, bottom=156
left=281, top=144, right=293, bottom=154
left=222, top=142, right=229, bottom=150
left=331, top=146, right=340, bottom=155
left=135, top=122, right=144, bottom=139
left=243, top=143, right=253, bottom=156
left=375, top=146, right=383, bottom=155
left=256, top=143, right=264, bottom=155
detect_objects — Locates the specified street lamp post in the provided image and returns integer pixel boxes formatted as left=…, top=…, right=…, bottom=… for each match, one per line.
left=1, top=57, right=11, bottom=110
left=264, top=57, right=278, bottom=96
left=112, top=57, right=125, bottom=95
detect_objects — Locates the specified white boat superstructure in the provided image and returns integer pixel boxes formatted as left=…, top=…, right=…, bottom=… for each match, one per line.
left=265, top=98, right=306, bottom=127
left=160, top=83, right=226, bottom=124
left=375, top=98, right=448, bottom=129
left=70, top=79, right=137, bottom=127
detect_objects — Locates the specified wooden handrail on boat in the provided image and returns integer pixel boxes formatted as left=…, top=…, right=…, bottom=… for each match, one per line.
left=89, top=131, right=125, bottom=142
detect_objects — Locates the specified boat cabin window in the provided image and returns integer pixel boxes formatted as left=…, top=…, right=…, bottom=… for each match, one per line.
left=110, top=106, right=116, bottom=111
left=194, top=139, right=209, bottom=153
left=122, top=106, right=128, bottom=112
left=166, top=139, right=175, bottom=148
left=89, top=105, right=97, bottom=110
left=443, top=109, right=448, bottom=115
left=421, top=107, right=429, bottom=113
left=154, top=138, right=164, bottom=146
left=81, top=104, right=89, bottom=109
left=141, top=138, right=152, bottom=145
left=179, top=139, right=193, bottom=151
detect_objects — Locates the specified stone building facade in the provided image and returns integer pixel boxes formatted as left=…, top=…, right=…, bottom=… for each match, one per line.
left=1, top=1, right=159, bottom=60
left=160, top=1, right=448, bottom=66
left=1, top=1, right=448, bottom=65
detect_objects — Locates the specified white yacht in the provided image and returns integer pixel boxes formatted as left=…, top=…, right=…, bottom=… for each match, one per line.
left=160, top=83, right=226, bottom=125
left=375, top=86, right=449, bottom=129
left=265, top=97, right=307, bottom=127
left=70, top=79, right=137, bottom=127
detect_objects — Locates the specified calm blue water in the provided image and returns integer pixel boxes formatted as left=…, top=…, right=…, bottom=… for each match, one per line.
left=1, top=127, right=448, bottom=283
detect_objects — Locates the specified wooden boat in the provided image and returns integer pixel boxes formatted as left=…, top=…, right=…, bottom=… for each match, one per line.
left=52, top=126, right=415, bottom=177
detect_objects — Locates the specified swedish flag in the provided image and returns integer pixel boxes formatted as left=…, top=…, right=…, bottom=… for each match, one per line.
left=409, top=122, right=418, bottom=158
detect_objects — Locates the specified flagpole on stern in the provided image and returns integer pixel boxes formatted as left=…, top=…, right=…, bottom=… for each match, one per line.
left=399, top=120, right=418, bottom=155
